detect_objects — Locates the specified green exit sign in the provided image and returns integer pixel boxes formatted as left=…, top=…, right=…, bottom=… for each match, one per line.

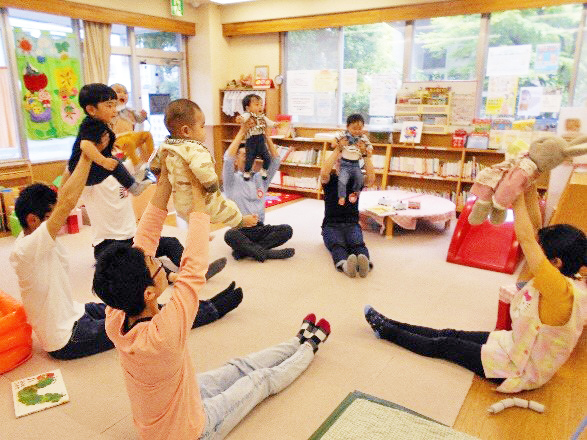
left=171, top=0, right=184, bottom=16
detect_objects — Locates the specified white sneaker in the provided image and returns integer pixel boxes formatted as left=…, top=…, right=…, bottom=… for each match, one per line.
left=260, top=169, right=268, bottom=179
left=243, top=171, right=251, bottom=180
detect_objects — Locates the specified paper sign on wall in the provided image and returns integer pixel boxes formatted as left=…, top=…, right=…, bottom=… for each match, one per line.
left=287, top=93, right=314, bottom=116
left=316, top=93, right=334, bottom=117
left=368, top=74, right=398, bottom=116
left=535, top=43, right=560, bottom=74
left=486, top=45, right=531, bottom=77
left=541, top=93, right=562, bottom=113
left=517, top=87, right=543, bottom=117
left=486, top=76, right=518, bottom=115
left=286, top=70, right=314, bottom=93
left=314, top=70, right=338, bottom=92
left=342, top=69, right=357, bottom=94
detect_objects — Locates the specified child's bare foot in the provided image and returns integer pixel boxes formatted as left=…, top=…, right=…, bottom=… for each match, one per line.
left=338, top=197, right=345, bottom=206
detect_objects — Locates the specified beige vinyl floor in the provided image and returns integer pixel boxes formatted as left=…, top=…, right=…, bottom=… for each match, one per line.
left=0, top=198, right=583, bottom=439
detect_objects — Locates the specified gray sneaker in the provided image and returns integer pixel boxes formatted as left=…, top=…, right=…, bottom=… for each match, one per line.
left=357, top=254, right=370, bottom=278
left=342, top=254, right=358, bottom=278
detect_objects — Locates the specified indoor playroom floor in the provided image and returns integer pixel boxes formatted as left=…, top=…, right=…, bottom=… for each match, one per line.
left=0, top=198, right=584, bottom=439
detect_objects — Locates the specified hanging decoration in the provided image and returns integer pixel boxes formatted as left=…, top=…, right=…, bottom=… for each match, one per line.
left=13, top=28, right=83, bottom=140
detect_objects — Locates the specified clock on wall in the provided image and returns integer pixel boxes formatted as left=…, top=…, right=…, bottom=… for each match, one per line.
left=274, top=74, right=284, bottom=85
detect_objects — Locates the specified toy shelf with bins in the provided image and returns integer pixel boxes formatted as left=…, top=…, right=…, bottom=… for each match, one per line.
left=395, top=102, right=451, bottom=134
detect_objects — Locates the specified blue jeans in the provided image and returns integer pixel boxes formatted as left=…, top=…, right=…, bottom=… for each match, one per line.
left=322, top=223, right=369, bottom=266
left=49, top=302, right=220, bottom=360
left=48, top=303, right=114, bottom=360
left=198, top=338, right=314, bottom=439
left=338, top=158, right=363, bottom=199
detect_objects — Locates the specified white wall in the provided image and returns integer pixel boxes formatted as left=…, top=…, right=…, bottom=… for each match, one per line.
left=226, top=32, right=280, bottom=89
left=220, top=0, right=437, bottom=23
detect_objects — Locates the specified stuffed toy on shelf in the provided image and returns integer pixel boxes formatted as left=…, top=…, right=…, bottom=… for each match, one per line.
left=468, top=135, right=587, bottom=225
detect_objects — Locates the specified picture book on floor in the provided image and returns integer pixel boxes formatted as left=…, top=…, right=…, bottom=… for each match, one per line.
left=11, top=369, right=70, bottom=418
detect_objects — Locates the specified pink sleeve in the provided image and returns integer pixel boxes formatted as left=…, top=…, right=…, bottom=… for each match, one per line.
left=157, top=212, right=210, bottom=347
left=133, top=203, right=167, bottom=257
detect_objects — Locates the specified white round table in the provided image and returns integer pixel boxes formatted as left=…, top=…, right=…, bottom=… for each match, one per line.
left=358, top=190, right=457, bottom=238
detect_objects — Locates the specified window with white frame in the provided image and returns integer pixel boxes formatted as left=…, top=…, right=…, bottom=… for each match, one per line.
left=109, top=27, right=186, bottom=146
left=285, top=23, right=404, bottom=128
left=0, top=16, right=21, bottom=159
left=410, top=15, right=481, bottom=81
left=481, top=5, right=582, bottom=120
left=343, top=22, right=405, bottom=128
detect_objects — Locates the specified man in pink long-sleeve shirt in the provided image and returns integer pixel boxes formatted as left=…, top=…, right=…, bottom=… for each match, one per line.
left=93, top=155, right=331, bottom=440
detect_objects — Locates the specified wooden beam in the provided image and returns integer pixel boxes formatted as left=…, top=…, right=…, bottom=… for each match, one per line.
left=223, top=0, right=580, bottom=36
left=0, top=0, right=196, bottom=36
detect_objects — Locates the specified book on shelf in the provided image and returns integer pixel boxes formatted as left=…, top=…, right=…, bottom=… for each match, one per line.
left=423, top=87, right=451, bottom=105
left=281, top=175, right=319, bottom=190
left=282, top=148, right=320, bottom=165
left=389, top=156, right=460, bottom=177
left=12, top=369, right=70, bottom=418
left=276, top=145, right=292, bottom=161
left=370, top=154, right=385, bottom=170
left=271, top=170, right=282, bottom=185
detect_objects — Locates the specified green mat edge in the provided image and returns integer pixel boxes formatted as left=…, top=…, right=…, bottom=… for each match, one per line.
left=308, top=390, right=446, bottom=440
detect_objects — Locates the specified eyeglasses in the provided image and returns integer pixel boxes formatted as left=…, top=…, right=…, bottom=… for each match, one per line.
left=149, top=256, right=164, bottom=280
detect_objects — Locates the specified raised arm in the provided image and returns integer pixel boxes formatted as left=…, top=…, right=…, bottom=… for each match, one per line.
left=46, top=153, right=92, bottom=239
left=225, top=121, right=251, bottom=159
left=363, top=150, right=375, bottom=188
left=513, top=191, right=545, bottom=276
left=133, top=152, right=171, bottom=256
left=523, top=183, right=543, bottom=231
left=320, top=143, right=342, bottom=185
left=264, top=125, right=279, bottom=158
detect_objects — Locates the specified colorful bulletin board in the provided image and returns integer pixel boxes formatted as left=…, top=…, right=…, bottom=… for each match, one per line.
left=13, top=28, right=83, bottom=140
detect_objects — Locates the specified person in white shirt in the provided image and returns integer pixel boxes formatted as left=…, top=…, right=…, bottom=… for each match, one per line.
left=10, top=153, right=112, bottom=359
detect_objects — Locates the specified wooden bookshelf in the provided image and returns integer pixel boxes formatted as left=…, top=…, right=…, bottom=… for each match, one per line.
left=216, top=88, right=280, bottom=179
left=216, top=94, right=549, bottom=211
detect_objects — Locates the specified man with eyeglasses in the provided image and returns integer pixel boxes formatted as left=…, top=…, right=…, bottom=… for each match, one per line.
left=10, top=151, right=242, bottom=360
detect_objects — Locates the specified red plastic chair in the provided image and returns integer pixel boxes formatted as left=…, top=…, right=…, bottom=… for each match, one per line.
left=0, top=291, right=33, bottom=373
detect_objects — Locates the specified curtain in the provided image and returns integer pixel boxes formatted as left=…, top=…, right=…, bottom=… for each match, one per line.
left=83, top=21, right=112, bottom=84
left=0, top=68, right=19, bottom=148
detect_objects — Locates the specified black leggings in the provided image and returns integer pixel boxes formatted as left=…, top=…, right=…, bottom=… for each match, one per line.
left=378, top=320, right=491, bottom=378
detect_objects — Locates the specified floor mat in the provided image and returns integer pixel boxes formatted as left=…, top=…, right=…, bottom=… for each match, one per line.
left=309, top=391, right=479, bottom=440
